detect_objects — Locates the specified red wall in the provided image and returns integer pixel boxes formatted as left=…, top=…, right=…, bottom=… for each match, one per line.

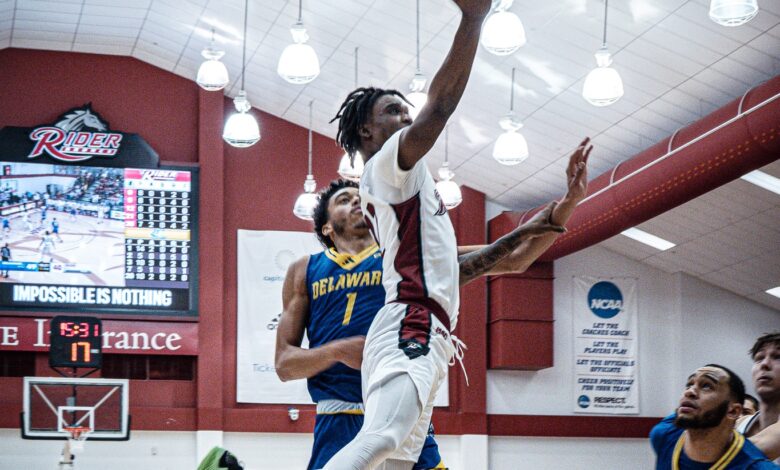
left=0, top=48, right=489, bottom=436
left=0, top=48, right=658, bottom=439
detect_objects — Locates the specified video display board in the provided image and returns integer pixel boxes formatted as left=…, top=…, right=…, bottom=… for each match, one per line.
left=0, top=162, right=198, bottom=315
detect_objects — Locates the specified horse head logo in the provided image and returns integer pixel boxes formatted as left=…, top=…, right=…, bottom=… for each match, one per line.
left=53, top=104, right=109, bottom=132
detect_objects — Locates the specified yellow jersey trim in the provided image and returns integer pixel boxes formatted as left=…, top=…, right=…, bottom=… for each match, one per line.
left=324, top=244, right=380, bottom=270
left=672, top=429, right=744, bottom=470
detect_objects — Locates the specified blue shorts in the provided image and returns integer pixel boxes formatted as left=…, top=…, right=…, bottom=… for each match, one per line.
left=308, top=414, right=443, bottom=470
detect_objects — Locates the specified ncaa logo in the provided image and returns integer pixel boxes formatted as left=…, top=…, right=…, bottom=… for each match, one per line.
left=577, top=395, right=591, bottom=409
left=587, top=281, right=623, bottom=319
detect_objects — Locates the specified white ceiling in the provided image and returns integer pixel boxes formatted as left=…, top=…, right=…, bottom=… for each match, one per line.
left=1, top=0, right=779, bottom=310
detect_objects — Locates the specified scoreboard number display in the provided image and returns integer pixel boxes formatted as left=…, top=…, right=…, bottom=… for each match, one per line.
left=49, top=316, right=103, bottom=368
left=123, top=169, right=192, bottom=288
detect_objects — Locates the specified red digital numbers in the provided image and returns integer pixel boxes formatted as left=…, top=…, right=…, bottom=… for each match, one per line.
left=60, top=322, right=94, bottom=338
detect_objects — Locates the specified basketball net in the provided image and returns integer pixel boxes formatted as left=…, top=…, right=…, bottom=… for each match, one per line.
left=64, top=426, right=90, bottom=454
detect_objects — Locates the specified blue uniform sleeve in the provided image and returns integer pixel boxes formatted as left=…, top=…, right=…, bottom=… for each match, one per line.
left=650, top=413, right=678, bottom=454
left=749, top=461, right=780, bottom=469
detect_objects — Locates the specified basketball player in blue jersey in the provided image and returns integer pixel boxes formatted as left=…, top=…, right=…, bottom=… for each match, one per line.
left=275, top=132, right=590, bottom=469
left=651, top=364, right=780, bottom=469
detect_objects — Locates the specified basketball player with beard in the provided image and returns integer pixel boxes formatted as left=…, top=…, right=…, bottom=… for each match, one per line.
left=650, top=364, right=778, bottom=469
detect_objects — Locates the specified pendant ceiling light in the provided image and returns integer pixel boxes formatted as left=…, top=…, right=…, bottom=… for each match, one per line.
left=406, top=0, right=427, bottom=120
left=480, top=0, right=526, bottom=56
left=196, top=28, right=229, bottom=91
left=223, top=0, right=260, bottom=148
left=278, top=0, right=320, bottom=84
left=709, top=0, right=759, bottom=26
left=435, top=125, right=462, bottom=210
left=582, top=0, right=624, bottom=107
left=293, top=101, right=319, bottom=220
left=338, top=47, right=364, bottom=182
left=493, top=68, right=529, bottom=166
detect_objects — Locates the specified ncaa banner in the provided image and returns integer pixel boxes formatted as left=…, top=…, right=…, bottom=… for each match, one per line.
left=573, top=277, right=639, bottom=414
left=236, top=230, right=322, bottom=403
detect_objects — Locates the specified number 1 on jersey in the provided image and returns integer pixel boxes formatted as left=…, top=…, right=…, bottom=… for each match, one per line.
left=342, top=292, right=357, bottom=325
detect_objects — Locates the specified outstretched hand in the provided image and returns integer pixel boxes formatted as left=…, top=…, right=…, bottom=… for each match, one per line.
left=521, top=202, right=567, bottom=239
left=565, top=137, right=592, bottom=202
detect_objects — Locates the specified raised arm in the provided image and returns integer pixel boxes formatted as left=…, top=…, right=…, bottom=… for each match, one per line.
left=458, top=202, right=565, bottom=286
left=509, top=137, right=591, bottom=266
left=457, top=138, right=592, bottom=284
left=274, top=256, right=364, bottom=382
left=397, top=0, right=491, bottom=170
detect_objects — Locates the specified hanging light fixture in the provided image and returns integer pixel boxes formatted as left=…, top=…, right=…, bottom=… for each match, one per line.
left=278, top=0, right=320, bottom=84
left=493, top=68, right=529, bottom=166
left=223, top=0, right=260, bottom=148
left=480, top=0, right=526, bottom=56
left=196, top=28, right=229, bottom=91
left=294, top=101, right=319, bottom=220
left=338, top=151, right=364, bottom=182
left=582, top=0, right=624, bottom=107
left=338, top=47, right=364, bottom=182
left=709, top=0, right=759, bottom=26
left=406, top=0, right=427, bottom=120
left=435, top=125, right=462, bottom=210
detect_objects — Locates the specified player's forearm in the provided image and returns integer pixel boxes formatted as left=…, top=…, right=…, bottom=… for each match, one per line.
left=426, top=13, right=484, bottom=120
left=458, top=226, right=534, bottom=286
left=489, top=195, right=579, bottom=274
left=550, top=193, right=579, bottom=227
left=275, top=344, right=340, bottom=382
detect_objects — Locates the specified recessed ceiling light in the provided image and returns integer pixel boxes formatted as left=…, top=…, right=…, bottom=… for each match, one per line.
left=740, top=170, right=780, bottom=196
left=766, top=287, right=780, bottom=299
left=620, top=227, right=676, bottom=251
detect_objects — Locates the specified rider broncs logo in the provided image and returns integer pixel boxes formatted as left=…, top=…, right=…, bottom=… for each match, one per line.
left=27, top=104, right=123, bottom=162
left=587, top=281, right=623, bottom=319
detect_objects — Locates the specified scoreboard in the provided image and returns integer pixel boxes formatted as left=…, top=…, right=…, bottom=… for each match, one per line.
left=0, top=105, right=198, bottom=317
left=123, top=169, right=192, bottom=289
left=49, top=315, right=103, bottom=368
left=0, top=163, right=198, bottom=316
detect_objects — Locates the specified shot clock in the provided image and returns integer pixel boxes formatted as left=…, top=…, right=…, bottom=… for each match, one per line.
left=49, top=316, right=103, bottom=368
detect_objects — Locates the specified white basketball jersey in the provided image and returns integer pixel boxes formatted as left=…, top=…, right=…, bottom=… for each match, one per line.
left=359, top=129, right=460, bottom=330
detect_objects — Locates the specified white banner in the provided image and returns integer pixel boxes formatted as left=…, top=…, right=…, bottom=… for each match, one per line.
left=573, top=277, right=639, bottom=414
left=236, top=230, right=322, bottom=404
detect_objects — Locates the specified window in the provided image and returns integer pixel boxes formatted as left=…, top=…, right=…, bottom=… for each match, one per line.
left=101, top=355, right=194, bottom=381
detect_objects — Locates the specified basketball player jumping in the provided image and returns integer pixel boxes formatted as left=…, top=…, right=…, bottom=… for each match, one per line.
left=275, top=156, right=588, bottom=469
left=322, top=0, right=592, bottom=467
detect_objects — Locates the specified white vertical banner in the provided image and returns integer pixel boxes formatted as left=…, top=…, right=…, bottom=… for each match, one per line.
left=236, top=230, right=322, bottom=404
left=573, top=277, right=639, bottom=414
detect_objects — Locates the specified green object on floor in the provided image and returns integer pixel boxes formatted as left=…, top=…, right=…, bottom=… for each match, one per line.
left=197, top=446, right=244, bottom=470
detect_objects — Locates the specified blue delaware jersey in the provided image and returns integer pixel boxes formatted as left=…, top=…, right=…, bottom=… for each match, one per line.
left=306, top=244, right=384, bottom=404
left=650, top=414, right=779, bottom=469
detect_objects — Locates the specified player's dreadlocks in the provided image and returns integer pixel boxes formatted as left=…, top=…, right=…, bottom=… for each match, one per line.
left=330, top=87, right=409, bottom=162
left=312, top=179, right=359, bottom=250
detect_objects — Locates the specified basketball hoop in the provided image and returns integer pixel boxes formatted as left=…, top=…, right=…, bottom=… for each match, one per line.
left=64, top=426, right=91, bottom=454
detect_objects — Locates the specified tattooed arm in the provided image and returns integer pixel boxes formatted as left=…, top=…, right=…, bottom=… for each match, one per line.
left=458, top=202, right=564, bottom=286
left=457, top=138, right=592, bottom=286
